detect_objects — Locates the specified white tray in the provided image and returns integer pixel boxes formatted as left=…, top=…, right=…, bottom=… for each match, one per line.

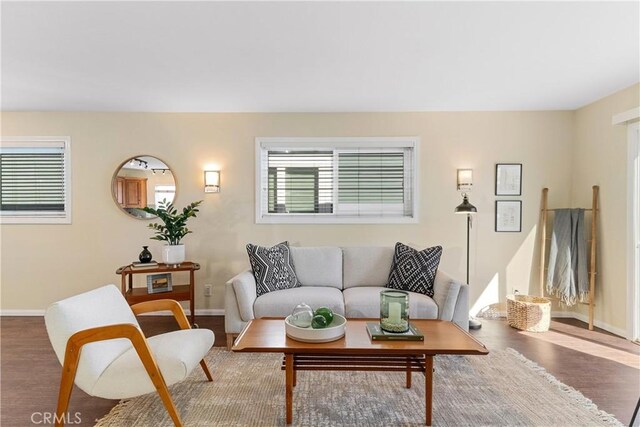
left=284, top=313, right=347, bottom=343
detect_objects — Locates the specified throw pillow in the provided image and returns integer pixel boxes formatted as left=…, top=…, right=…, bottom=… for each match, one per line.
left=386, top=242, right=442, bottom=297
left=246, top=241, right=300, bottom=297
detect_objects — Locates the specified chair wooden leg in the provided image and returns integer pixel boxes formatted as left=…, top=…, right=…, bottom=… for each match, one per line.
left=226, top=333, right=236, bottom=350
left=141, top=360, right=183, bottom=426
left=200, top=359, right=213, bottom=381
left=55, top=343, right=82, bottom=427
left=131, top=337, right=184, bottom=426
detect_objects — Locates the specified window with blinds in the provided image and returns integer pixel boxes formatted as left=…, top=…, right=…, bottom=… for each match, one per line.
left=0, top=137, right=71, bottom=224
left=256, top=137, right=418, bottom=224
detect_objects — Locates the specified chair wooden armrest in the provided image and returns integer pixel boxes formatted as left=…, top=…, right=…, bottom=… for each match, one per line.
left=56, top=323, right=182, bottom=427
left=131, top=299, right=191, bottom=330
left=130, top=300, right=213, bottom=381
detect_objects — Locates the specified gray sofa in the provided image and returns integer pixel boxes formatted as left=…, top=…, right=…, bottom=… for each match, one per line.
left=225, top=246, right=469, bottom=348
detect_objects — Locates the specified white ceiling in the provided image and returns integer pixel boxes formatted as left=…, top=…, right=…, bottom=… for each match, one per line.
left=2, top=1, right=638, bottom=112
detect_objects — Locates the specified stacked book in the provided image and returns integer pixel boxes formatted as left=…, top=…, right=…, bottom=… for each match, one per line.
left=130, top=261, right=159, bottom=270
left=366, top=322, right=424, bottom=341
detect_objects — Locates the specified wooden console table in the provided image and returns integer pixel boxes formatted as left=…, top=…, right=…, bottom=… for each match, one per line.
left=116, top=262, right=200, bottom=324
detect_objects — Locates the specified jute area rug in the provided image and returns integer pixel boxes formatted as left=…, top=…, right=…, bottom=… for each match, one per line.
left=95, top=348, right=622, bottom=426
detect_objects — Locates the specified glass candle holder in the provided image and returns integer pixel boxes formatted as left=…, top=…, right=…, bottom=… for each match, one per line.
left=380, top=290, right=409, bottom=333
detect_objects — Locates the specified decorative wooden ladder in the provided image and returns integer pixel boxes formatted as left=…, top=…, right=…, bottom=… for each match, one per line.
left=539, top=185, right=599, bottom=330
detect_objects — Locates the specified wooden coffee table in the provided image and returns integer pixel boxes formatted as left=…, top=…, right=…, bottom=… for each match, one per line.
left=232, top=318, right=488, bottom=425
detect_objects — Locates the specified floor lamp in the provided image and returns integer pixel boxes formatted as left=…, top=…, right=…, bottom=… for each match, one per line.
left=455, top=193, right=482, bottom=330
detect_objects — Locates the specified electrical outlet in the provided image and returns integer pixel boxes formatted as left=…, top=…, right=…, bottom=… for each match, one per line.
left=204, top=284, right=213, bottom=297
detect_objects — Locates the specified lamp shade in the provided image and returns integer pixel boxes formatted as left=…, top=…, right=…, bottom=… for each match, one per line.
left=204, top=170, right=220, bottom=193
left=457, top=169, right=473, bottom=191
left=454, top=194, right=477, bottom=214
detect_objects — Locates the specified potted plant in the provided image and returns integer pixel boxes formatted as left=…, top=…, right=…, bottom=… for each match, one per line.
left=142, top=199, right=203, bottom=265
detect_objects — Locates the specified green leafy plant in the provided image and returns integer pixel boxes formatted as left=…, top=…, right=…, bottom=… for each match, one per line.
left=142, top=200, right=203, bottom=245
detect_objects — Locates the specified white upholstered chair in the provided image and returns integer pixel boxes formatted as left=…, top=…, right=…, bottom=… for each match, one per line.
left=44, top=285, right=214, bottom=427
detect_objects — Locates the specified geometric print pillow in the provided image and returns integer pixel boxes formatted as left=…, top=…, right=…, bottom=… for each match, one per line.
left=386, top=242, right=442, bottom=297
left=246, top=241, right=300, bottom=297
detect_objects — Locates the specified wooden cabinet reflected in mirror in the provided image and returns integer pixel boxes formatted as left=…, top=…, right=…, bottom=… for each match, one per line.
left=112, top=156, right=176, bottom=219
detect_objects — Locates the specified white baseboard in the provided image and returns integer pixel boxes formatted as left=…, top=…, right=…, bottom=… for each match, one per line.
left=0, top=308, right=225, bottom=317
left=565, top=311, right=627, bottom=338
left=476, top=310, right=628, bottom=339
left=0, top=309, right=46, bottom=316
left=551, top=311, right=627, bottom=337
left=550, top=310, right=574, bottom=318
left=192, top=309, right=225, bottom=316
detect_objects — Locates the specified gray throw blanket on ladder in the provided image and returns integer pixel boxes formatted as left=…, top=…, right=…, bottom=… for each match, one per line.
left=546, top=208, right=589, bottom=306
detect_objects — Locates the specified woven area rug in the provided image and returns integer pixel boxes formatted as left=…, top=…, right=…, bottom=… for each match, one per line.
left=95, top=348, right=622, bottom=426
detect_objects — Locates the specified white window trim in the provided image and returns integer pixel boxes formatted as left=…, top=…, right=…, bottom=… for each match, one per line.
left=255, top=137, right=419, bottom=224
left=613, top=107, right=640, bottom=341
left=0, top=136, right=72, bottom=224
left=626, top=121, right=640, bottom=341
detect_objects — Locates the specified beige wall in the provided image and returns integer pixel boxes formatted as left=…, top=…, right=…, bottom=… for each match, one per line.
left=1, top=112, right=574, bottom=316
left=572, top=83, right=640, bottom=331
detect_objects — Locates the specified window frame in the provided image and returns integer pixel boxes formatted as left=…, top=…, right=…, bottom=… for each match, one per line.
left=0, top=136, right=72, bottom=224
left=154, top=184, right=176, bottom=207
left=255, top=137, right=419, bottom=224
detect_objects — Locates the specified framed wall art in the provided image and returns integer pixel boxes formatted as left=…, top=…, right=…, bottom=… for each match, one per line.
left=495, top=163, right=522, bottom=196
left=495, top=200, right=522, bottom=232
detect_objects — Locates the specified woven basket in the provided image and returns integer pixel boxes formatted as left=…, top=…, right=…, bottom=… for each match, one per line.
left=506, top=294, right=551, bottom=332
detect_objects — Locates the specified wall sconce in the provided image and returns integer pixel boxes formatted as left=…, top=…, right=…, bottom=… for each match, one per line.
left=204, top=170, right=220, bottom=193
left=457, top=169, right=473, bottom=191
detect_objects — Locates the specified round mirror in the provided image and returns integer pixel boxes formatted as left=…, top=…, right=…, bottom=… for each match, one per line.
left=112, top=155, right=176, bottom=219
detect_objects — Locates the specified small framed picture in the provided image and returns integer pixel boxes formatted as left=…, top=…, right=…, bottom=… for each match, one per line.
left=147, top=273, right=173, bottom=294
left=495, top=200, right=522, bottom=232
left=495, top=163, right=522, bottom=196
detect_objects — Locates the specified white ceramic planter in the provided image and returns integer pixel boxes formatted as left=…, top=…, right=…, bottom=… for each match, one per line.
left=162, top=244, right=185, bottom=265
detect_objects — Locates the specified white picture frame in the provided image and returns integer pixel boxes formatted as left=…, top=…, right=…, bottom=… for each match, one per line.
left=495, top=163, right=522, bottom=196
left=495, top=200, right=522, bottom=232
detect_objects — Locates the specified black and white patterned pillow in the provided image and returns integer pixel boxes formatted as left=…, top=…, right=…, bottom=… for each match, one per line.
left=246, top=241, right=300, bottom=297
left=386, top=242, right=442, bottom=297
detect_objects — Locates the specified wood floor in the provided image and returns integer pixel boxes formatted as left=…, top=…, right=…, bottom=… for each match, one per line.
left=1, top=316, right=638, bottom=426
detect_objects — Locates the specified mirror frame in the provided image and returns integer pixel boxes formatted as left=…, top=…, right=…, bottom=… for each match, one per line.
left=111, top=154, right=177, bottom=220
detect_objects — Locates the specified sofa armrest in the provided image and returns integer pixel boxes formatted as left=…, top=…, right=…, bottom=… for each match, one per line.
left=226, top=270, right=257, bottom=322
left=433, top=269, right=469, bottom=331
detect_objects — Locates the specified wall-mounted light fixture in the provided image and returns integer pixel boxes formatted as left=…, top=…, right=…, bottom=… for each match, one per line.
left=204, top=170, right=220, bottom=193
left=457, top=169, right=473, bottom=191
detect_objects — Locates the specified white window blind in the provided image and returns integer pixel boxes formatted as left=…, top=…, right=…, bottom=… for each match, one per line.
left=0, top=137, right=71, bottom=224
left=256, top=137, right=418, bottom=224
left=154, top=185, right=176, bottom=207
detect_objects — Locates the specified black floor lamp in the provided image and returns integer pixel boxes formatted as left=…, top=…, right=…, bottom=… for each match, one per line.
left=455, top=193, right=482, bottom=330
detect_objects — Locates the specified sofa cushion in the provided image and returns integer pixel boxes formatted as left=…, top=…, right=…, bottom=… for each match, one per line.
left=387, top=243, right=442, bottom=297
left=343, top=247, right=394, bottom=288
left=343, top=287, right=438, bottom=319
left=246, top=242, right=300, bottom=297
left=254, top=287, right=345, bottom=318
left=290, top=247, right=343, bottom=289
